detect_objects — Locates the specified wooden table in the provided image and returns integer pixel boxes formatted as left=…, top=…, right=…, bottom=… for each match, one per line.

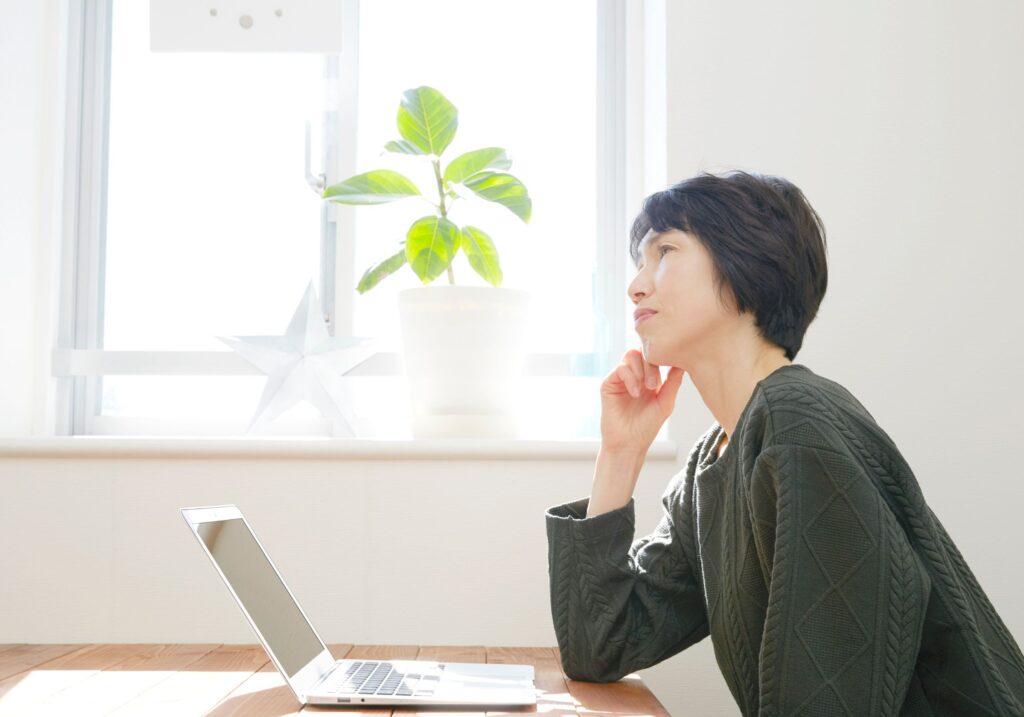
left=0, top=644, right=669, bottom=716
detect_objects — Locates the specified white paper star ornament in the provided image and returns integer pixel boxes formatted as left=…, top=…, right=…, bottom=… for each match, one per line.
left=218, top=281, right=376, bottom=436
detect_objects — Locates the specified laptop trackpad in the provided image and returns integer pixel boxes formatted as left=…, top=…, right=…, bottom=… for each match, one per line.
left=444, top=662, right=534, bottom=680
left=438, top=662, right=536, bottom=703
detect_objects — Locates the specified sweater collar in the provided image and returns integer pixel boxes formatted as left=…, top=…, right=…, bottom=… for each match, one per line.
left=697, top=363, right=809, bottom=472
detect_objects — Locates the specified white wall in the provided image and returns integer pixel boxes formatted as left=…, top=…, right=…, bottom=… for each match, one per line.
left=3, top=1, right=1024, bottom=715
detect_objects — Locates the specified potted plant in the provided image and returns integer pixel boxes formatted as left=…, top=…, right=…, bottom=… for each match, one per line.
left=322, top=86, right=532, bottom=438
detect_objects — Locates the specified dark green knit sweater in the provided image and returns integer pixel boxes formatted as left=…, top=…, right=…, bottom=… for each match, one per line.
left=546, top=363, right=1024, bottom=715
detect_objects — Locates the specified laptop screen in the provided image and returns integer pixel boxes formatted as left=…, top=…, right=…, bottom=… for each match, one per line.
left=196, top=518, right=323, bottom=676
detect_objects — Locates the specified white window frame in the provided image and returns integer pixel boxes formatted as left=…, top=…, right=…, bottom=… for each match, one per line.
left=52, top=0, right=671, bottom=442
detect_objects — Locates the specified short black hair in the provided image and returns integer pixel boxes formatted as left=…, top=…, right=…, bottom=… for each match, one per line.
left=629, top=170, right=828, bottom=361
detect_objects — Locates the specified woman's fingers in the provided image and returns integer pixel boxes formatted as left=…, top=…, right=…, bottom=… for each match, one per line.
left=625, top=349, right=660, bottom=391
left=615, top=364, right=643, bottom=397
left=622, top=348, right=663, bottom=389
left=646, top=363, right=661, bottom=389
left=658, top=366, right=684, bottom=399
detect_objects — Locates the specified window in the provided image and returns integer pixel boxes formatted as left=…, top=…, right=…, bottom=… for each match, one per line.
left=56, top=0, right=662, bottom=441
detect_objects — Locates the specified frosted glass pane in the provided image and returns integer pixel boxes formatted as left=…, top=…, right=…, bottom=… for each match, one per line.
left=104, top=0, right=324, bottom=351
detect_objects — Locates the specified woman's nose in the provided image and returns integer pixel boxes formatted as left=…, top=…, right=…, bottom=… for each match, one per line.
left=628, top=273, right=648, bottom=303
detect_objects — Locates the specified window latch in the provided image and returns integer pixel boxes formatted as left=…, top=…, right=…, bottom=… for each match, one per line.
left=304, top=119, right=326, bottom=194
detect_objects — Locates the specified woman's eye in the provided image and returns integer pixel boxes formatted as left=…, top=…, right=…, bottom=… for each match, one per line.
left=659, top=245, right=673, bottom=257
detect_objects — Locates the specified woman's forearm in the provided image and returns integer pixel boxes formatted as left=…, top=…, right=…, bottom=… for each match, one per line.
left=586, top=445, right=647, bottom=517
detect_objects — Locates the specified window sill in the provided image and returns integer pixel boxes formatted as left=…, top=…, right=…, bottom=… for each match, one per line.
left=0, top=436, right=680, bottom=461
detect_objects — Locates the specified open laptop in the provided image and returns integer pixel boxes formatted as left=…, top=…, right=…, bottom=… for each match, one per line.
left=181, top=504, right=536, bottom=708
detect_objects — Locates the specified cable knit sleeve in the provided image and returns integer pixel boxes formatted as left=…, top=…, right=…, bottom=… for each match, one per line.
left=749, top=444, right=932, bottom=716
left=545, top=469, right=709, bottom=683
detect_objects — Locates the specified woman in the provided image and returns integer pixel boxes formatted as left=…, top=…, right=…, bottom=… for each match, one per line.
left=545, top=170, right=1024, bottom=715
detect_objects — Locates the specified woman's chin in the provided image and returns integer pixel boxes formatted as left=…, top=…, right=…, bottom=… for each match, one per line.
left=641, top=343, right=679, bottom=369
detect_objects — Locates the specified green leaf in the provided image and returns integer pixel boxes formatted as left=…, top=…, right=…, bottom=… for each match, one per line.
left=462, top=171, right=532, bottom=222
left=405, top=216, right=460, bottom=283
left=384, top=139, right=426, bottom=155
left=443, top=147, right=511, bottom=184
left=460, top=226, right=503, bottom=287
left=323, top=170, right=421, bottom=204
left=396, top=86, right=458, bottom=157
left=356, top=248, right=408, bottom=293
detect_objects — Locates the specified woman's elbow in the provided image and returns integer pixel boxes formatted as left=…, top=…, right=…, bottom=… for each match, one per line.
left=560, top=652, right=628, bottom=684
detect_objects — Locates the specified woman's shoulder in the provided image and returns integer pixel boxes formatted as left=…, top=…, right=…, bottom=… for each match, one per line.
left=742, top=364, right=901, bottom=463
left=740, top=366, right=932, bottom=526
left=764, top=364, right=876, bottom=428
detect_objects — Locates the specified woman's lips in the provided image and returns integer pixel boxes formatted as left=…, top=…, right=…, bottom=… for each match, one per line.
left=634, top=311, right=657, bottom=325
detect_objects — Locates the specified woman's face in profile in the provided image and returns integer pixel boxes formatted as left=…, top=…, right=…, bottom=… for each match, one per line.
left=628, top=228, right=735, bottom=368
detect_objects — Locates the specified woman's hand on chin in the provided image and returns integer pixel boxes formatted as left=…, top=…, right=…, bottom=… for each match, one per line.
left=599, top=349, right=685, bottom=454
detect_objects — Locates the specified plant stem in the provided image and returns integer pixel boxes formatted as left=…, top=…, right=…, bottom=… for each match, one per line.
left=433, top=159, right=456, bottom=285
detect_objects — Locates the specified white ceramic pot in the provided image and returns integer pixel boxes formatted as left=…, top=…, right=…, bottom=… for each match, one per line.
left=397, top=285, right=531, bottom=438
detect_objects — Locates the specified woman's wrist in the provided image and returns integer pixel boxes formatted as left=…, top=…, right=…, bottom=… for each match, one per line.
left=587, top=444, right=647, bottom=518
left=599, top=443, right=647, bottom=466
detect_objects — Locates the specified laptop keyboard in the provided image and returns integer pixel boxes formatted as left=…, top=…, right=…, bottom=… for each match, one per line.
left=318, top=661, right=442, bottom=698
